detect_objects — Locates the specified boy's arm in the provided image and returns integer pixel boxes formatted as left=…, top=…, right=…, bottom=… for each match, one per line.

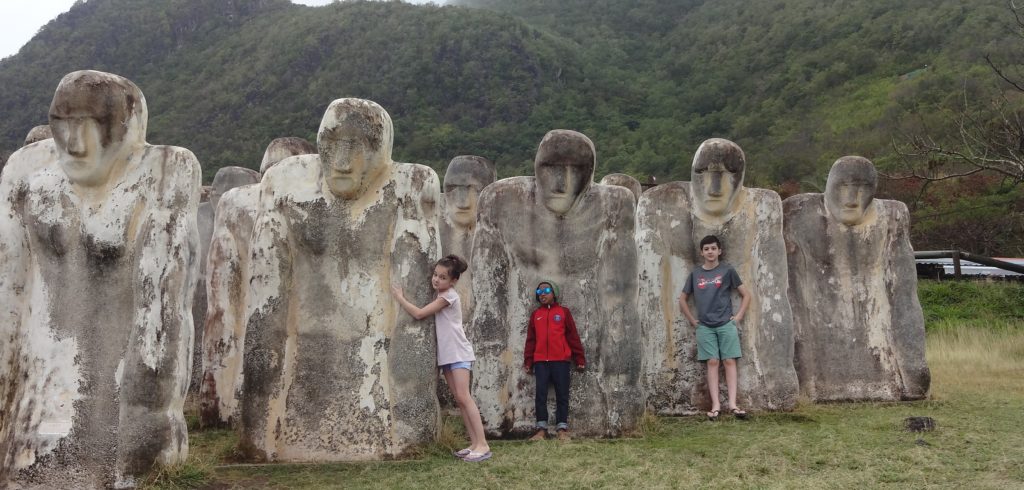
left=733, top=284, right=751, bottom=322
left=523, top=314, right=536, bottom=372
left=678, top=291, right=698, bottom=326
left=564, top=309, right=586, bottom=369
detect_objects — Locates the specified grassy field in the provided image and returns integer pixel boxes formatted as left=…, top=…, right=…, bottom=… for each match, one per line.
left=148, top=281, right=1024, bottom=489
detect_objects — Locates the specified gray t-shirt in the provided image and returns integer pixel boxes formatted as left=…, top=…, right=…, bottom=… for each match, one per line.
left=682, top=262, right=743, bottom=327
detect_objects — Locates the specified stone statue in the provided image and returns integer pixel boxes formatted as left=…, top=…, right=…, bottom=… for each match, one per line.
left=199, top=137, right=315, bottom=428
left=469, top=130, right=643, bottom=437
left=239, top=99, right=441, bottom=461
left=436, top=155, right=495, bottom=411
left=191, top=166, right=260, bottom=394
left=24, top=125, right=53, bottom=146
left=783, top=156, right=930, bottom=401
left=0, top=70, right=199, bottom=488
left=636, top=138, right=798, bottom=414
left=440, top=155, right=496, bottom=318
left=599, top=173, right=643, bottom=202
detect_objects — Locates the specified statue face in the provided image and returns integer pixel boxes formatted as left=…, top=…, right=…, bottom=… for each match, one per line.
left=444, top=156, right=495, bottom=229
left=48, top=71, right=146, bottom=188
left=50, top=114, right=109, bottom=185
left=317, top=99, right=393, bottom=200
left=535, top=130, right=595, bottom=215
left=444, top=171, right=485, bottom=228
left=825, top=157, right=877, bottom=226
left=691, top=139, right=745, bottom=218
left=319, top=121, right=388, bottom=199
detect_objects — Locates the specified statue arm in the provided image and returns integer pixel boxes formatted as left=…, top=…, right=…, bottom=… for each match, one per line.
left=596, top=191, right=640, bottom=375
left=200, top=194, right=247, bottom=420
left=467, top=187, right=512, bottom=348
left=387, top=165, right=442, bottom=438
left=885, top=202, right=930, bottom=399
left=0, top=183, right=30, bottom=467
left=385, top=164, right=442, bottom=441
left=118, top=149, right=201, bottom=470
left=238, top=176, right=293, bottom=459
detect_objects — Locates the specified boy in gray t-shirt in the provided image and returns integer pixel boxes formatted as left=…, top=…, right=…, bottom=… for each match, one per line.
left=679, top=235, right=751, bottom=420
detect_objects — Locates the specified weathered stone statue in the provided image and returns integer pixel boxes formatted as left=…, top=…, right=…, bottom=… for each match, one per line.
left=191, top=166, right=260, bottom=393
left=24, top=125, right=53, bottom=146
left=599, top=173, right=643, bottom=202
left=240, top=99, right=441, bottom=461
left=199, top=137, right=315, bottom=428
left=440, top=155, right=496, bottom=318
left=436, top=155, right=495, bottom=411
left=469, top=130, right=643, bottom=437
left=0, top=70, right=199, bottom=488
left=783, top=156, right=930, bottom=401
left=636, top=138, right=798, bottom=414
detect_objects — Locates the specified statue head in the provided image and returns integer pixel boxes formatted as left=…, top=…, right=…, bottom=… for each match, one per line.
left=210, top=167, right=260, bottom=210
left=599, top=173, right=643, bottom=202
left=24, top=125, right=53, bottom=146
left=48, top=70, right=147, bottom=187
left=260, top=137, right=316, bottom=174
left=317, top=98, right=393, bottom=200
left=691, top=138, right=745, bottom=218
left=444, top=155, right=496, bottom=229
left=825, top=156, right=877, bottom=226
left=534, top=130, right=595, bottom=215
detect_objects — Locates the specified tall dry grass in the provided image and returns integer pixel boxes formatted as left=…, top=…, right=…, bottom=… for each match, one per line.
left=927, top=319, right=1024, bottom=397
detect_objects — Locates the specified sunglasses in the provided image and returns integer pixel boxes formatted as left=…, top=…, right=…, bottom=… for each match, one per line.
left=536, top=287, right=553, bottom=295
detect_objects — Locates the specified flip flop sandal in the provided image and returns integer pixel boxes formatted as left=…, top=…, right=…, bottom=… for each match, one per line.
left=453, top=448, right=471, bottom=458
left=730, top=408, right=748, bottom=420
left=706, top=409, right=720, bottom=421
left=462, top=451, right=493, bottom=462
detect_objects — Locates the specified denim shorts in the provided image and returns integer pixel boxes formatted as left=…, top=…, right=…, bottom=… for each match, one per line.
left=440, top=361, right=473, bottom=372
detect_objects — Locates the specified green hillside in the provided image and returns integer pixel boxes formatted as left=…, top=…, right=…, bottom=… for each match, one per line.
left=0, top=0, right=1021, bottom=253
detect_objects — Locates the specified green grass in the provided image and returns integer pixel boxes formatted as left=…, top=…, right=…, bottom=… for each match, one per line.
left=145, top=282, right=1024, bottom=489
left=918, top=280, right=1024, bottom=327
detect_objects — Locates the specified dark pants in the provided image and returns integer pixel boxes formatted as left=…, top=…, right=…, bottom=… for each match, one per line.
left=534, top=360, right=571, bottom=429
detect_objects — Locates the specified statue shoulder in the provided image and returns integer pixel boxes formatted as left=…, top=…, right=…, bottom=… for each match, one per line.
left=637, top=181, right=691, bottom=218
left=143, top=145, right=200, bottom=204
left=782, top=193, right=823, bottom=215
left=2, top=140, right=60, bottom=195
left=872, top=198, right=911, bottom=228
left=392, top=162, right=440, bottom=197
left=592, top=182, right=636, bottom=216
left=745, top=186, right=782, bottom=206
left=477, top=176, right=533, bottom=215
left=217, top=184, right=259, bottom=217
left=259, top=154, right=319, bottom=194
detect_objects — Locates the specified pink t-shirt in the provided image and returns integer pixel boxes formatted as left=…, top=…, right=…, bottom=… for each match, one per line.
left=435, top=288, right=475, bottom=366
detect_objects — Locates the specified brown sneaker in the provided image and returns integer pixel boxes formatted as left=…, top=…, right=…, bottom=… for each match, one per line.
left=528, top=429, right=547, bottom=441
left=557, top=429, right=571, bottom=441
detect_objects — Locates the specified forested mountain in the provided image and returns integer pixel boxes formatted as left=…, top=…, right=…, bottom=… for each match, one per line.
left=0, top=0, right=1021, bottom=253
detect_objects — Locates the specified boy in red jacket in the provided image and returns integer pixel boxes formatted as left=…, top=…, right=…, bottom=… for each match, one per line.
left=524, top=280, right=586, bottom=441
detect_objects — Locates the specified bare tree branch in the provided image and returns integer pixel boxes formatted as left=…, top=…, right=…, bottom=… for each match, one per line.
left=985, top=54, right=1024, bottom=92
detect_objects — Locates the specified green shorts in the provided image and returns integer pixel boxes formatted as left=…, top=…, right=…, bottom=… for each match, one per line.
left=696, top=321, right=742, bottom=361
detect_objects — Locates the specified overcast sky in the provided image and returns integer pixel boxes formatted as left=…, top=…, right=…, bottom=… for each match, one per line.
left=0, top=0, right=446, bottom=60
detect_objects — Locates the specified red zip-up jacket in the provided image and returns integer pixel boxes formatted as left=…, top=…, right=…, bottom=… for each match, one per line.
left=524, top=302, right=586, bottom=369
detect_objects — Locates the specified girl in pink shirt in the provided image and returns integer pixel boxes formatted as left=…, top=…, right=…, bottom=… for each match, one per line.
left=391, top=255, right=491, bottom=462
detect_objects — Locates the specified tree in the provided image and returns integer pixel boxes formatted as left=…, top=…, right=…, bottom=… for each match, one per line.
left=890, top=1, right=1024, bottom=186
